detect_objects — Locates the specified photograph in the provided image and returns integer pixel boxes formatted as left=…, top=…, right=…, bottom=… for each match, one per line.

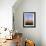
left=23, top=12, right=36, bottom=28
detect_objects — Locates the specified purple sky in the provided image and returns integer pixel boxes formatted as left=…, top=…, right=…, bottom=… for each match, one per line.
left=24, top=13, right=33, bottom=20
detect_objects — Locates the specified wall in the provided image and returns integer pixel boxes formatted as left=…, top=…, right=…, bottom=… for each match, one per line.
left=0, top=0, right=16, bottom=30
left=13, top=0, right=41, bottom=46
left=13, top=0, right=46, bottom=46
left=0, top=0, right=17, bottom=38
left=41, top=0, right=46, bottom=46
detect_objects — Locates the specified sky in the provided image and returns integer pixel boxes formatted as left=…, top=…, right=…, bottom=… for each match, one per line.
left=24, top=12, right=33, bottom=20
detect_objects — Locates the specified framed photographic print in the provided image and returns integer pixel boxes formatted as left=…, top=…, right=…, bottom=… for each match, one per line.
left=23, top=12, right=36, bottom=28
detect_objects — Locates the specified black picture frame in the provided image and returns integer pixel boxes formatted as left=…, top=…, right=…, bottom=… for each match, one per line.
left=23, top=12, right=36, bottom=28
